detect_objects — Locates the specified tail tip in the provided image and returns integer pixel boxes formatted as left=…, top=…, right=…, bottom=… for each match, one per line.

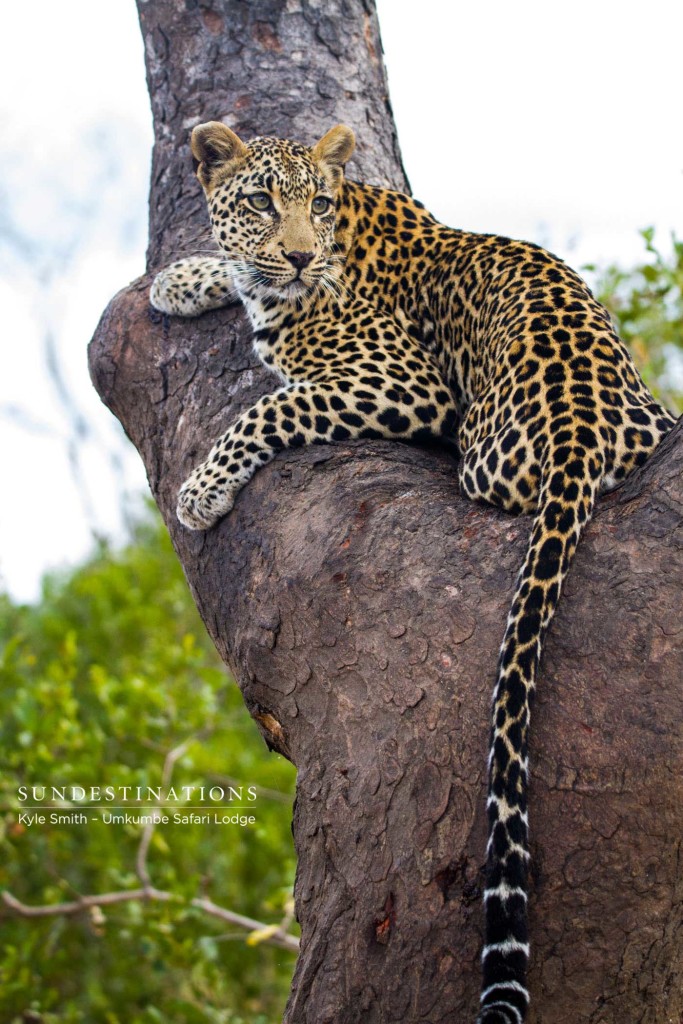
left=477, top=993, right=526, bottom=1024
left=476, top=1011, right=520, bottom=1024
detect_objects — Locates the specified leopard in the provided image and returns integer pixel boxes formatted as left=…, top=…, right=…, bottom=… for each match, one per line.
left=150, top=120, right=677, bottom=1024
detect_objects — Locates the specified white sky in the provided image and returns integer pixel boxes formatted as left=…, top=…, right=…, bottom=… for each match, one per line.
left=0, top=0, right=681, bottom=602
left=378, top=0, right=683, bottom=266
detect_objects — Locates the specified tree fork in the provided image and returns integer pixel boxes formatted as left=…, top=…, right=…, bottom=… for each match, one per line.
left=89, top=2, right=683, bottom=1020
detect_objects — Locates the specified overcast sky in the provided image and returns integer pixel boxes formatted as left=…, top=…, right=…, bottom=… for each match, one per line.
left=0, top=0, right=681, bottom=601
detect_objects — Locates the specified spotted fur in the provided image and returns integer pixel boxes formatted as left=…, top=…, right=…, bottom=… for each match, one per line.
left=151, top=121, right=677, bottom=1022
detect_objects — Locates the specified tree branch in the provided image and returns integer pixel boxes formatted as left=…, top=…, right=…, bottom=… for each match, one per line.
left=2, top=889, right=299, bottom=953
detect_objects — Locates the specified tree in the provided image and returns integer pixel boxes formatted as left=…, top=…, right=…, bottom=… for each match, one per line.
left=88, top=2, right=683, bottom=1021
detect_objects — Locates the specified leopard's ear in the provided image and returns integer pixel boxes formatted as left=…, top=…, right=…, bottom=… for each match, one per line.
left=311, top=125, right=355, bottom=188
left=191, top=121, right=248, bottom=190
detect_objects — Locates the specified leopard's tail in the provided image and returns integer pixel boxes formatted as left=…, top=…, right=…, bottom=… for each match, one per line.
left=476, top=444, right=604, bottom=1024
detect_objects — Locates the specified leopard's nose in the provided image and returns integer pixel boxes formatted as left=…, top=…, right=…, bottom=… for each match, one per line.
left=284, top=250, right=314, bottom=270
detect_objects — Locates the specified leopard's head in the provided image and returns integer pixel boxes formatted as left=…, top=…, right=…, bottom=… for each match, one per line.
left=191, top=121, right=355, bottom=301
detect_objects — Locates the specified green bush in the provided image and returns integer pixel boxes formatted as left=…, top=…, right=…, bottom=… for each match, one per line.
left=586, top=227, right=683, bottom=413
left=0, top=510, right=297, bottom=1023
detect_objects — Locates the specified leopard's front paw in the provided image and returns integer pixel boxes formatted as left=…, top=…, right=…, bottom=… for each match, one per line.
left=150, top=266, right=188, bottom=316
left=150, top=257, right=235, bottom=317
left=176, top=477, right=236, bottom=531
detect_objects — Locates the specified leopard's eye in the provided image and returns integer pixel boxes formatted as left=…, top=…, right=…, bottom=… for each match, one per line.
left=247, top=192, right=272, bottom=212
left=311, top=196, right=332, bottom=215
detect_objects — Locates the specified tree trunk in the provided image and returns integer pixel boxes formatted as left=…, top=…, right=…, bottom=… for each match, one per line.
left=88, top=2, right=683, bottom=1021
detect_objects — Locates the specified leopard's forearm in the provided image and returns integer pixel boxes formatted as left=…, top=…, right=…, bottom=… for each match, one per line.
left=177, top=377, right=457, bottom=530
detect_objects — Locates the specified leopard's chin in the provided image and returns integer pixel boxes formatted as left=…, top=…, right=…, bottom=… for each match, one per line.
left=274, top=279, right=314, bottom=301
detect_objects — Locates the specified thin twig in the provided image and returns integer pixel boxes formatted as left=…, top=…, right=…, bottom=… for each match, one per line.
left=135, top=736, right=195, bottom=888
left=2, top=889, right=299, bottom=953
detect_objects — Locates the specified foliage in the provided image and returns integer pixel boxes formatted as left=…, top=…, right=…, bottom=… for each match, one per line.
left=0, top=509, right=297, bottom=1023
left=586, top=228, right=683, bottom=413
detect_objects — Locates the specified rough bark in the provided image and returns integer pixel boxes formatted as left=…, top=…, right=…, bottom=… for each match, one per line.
left=88, top=2, right=683, bottom=1021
